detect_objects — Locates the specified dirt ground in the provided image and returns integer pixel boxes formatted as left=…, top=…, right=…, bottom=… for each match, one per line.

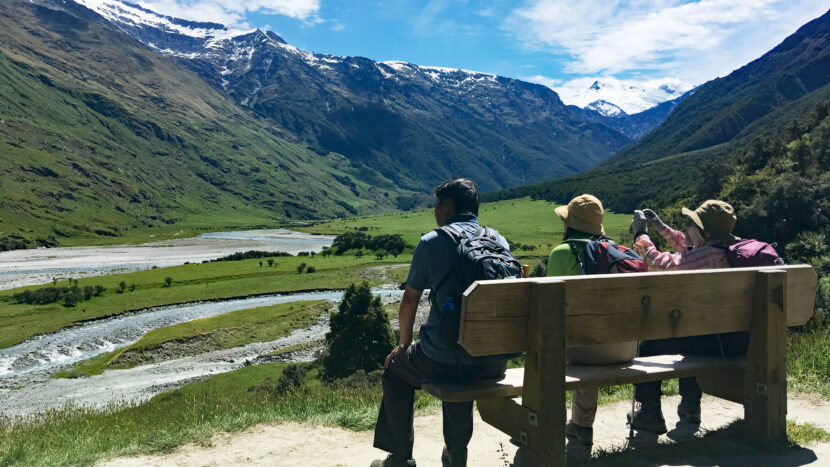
left=99, top=394, right=830, bottom=466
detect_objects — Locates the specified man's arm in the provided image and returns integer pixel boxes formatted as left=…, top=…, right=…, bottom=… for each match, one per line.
left=384, top=284, right=423, bottom=368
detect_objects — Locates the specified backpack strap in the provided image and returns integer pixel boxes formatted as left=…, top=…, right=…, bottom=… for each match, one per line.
left=431, top=224, right=480, bottom=299
left=564, top=239, right=588, bottom=275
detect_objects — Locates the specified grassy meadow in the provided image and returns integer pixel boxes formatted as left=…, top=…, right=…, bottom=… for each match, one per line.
left=300, top=197, right=634, bottom=260
left=0, top=254, right=408, bottom=349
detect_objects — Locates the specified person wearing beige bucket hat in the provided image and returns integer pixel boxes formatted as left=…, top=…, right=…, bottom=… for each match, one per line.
left=627, top=199, right=751, bottom=435
left=547, top=195, right=636, bottom=453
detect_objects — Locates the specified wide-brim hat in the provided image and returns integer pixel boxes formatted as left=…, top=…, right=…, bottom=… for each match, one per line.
left=555, top=194, right=605, bottom=236
left=682, top=200, right=739, bottom=242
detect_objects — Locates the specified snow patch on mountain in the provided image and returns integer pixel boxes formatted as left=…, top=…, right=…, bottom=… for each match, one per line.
left=586, top=100, right=624, bottom=117
left=554, top=77, right=694, bottom=115
left=75, top=0, right=253, bottom=41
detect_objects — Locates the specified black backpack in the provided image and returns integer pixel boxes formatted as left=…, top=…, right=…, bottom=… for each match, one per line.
left=431, top=224, right=522, bottom=352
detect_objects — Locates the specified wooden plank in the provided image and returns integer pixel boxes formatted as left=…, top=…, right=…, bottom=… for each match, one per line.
left=458, top=318, right=527, bottom=356
left=522, top=281, right=566, bottom=465
left=459, top=266, right=816, bottom=353
left=424, top=356, right=745, bottom=402
left=744, top=270, right=788, bottom=442
left=699, top=368, right=746, bottom=404
left=423, top=368, right=524, bottom=402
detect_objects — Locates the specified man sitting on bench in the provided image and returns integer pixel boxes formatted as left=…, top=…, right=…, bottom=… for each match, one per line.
left=371, top=178, right=510, bottom=467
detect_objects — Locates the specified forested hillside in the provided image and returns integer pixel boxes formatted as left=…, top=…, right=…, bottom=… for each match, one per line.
left=486, top=9, right=830, bottom=213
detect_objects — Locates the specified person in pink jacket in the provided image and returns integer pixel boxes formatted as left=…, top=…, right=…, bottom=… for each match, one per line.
left=628, top=200, right=748, bottom=433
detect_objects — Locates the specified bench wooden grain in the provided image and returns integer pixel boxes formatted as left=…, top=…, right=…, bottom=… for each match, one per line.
left=422, top=265, right=817, bottom=466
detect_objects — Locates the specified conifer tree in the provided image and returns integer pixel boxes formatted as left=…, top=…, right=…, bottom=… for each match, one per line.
left=324, top=282, right=395, bottom=379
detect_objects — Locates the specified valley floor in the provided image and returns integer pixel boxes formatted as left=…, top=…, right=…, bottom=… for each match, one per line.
left=98, top=394, right=830, bottom=466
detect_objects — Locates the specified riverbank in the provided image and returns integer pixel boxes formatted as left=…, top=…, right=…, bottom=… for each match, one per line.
left=0, top=229, right=334, bottom=291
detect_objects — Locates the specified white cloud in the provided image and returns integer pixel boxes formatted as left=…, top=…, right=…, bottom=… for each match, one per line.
left=136, top=0, right=321, bottom=27
left=506, top=0, right=829, bottom=83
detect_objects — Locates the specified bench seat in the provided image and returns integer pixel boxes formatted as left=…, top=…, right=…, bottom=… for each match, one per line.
left=423, top=354, right=746, bottom=403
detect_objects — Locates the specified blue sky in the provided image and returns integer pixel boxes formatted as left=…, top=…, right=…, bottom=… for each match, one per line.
left=138, top=0, right=828, bottom=91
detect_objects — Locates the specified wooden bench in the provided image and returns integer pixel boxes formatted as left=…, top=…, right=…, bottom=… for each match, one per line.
left=422, top=265, right=817, bottom=466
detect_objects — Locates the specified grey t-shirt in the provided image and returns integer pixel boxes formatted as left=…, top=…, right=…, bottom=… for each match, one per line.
left=406, top=213, right=510, bottom=364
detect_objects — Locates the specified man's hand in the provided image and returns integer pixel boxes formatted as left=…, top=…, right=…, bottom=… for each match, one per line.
left=384, top=343, right=408, bottom=369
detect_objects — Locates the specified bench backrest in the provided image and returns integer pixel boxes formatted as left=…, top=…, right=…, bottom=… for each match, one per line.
left=458, top=265, right=816, bottom=357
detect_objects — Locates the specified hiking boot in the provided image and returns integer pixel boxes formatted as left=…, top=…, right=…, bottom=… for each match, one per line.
left=441, top=445, right=467, bottom=467
left=565, top=420, right=593, bottom=446
left=370, top=453, right=416, bottom=467
left=677, top=399, right=702, bottom=424
left=627, top=403, right=667, bottom=434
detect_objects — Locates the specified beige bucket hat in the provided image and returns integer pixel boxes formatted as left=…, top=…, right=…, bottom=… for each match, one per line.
left=555, top=194, right=605, bottom=236
left=681, top=200, right=738, bottom=242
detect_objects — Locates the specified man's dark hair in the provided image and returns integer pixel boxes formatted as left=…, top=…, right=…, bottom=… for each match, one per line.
left=433, top=178, right=480, bottom=215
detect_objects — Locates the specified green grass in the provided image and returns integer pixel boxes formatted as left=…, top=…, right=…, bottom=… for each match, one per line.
left=0, top=362, right=440, bottom=466
left=0, top=254, right=408, bottom=349
left=787, top=326, right=830, bottom=397
left=300, top=197, right=633, bottom=261
left=787, top=420, right=830, bottom=445
left=55, top=300, right=328, bottom=378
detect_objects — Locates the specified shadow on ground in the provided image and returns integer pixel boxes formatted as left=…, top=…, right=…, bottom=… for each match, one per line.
left=565, top=420, right=819, bottom=467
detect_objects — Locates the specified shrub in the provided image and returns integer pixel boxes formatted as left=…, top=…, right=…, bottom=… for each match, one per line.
left=164, top=277, right=172, bottom=287
left=324, top=282, right=395, bottom=379
left=306, top=266, right=316, bottom=274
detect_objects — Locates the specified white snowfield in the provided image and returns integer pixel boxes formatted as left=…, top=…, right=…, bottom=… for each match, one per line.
left=555, top=76, right=695, bottom=115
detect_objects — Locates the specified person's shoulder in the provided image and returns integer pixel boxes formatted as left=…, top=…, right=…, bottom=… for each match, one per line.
left=551, top=242, right=572, bottom=254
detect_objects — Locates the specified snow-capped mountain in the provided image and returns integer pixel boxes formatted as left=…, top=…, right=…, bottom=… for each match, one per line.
left=555, top=77, right=695, bottom=116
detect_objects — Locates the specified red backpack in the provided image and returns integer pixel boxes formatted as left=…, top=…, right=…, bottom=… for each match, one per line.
left=566, top=237, right=648, bottom=274
left=721, top=239, right=784, bottom=267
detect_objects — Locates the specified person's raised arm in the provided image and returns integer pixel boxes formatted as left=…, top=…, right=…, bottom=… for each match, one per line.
left=384, top=284, right=422, bottom=368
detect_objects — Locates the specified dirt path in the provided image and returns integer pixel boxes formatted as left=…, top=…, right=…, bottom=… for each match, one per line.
left=98, top=394, right=830, bottom=466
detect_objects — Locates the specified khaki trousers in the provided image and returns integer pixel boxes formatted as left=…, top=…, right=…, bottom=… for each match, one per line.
left=567, top=341, right=637, bottom=427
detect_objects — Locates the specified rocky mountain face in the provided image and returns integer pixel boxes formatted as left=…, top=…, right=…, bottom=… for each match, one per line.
left=0, top=0, right=407, bottom=247
left=578, top=89, right=695, bottom=141
left=74, top=0, right=636, bottom=192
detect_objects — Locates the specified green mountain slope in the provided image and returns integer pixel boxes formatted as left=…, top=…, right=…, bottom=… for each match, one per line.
left=0, top=0, right=407, bottom=248
left=484, top=9, right=830, bottom=213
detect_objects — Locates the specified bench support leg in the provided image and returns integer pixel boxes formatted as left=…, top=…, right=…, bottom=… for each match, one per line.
left=522, top=281, right=567, bottom=466
left=744, top=270, right=787, bottom=443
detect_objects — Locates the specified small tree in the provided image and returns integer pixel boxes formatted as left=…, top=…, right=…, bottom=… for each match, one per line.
left=320, top=248, right=332, bottom=258
left=129, top=283, right=136, bottom=292
left=324, top=282, right=395, bottom=379
left=530, top=263, right=546, bottom=277
left=375, top=250, right=386, bottom=260
left=164, top=277, right=172, bottom=287
left=355, top=249, right=363, bottom=258
left=306, top=266, right=316, bottom=274
left=259, top=260, right=263, bottom=267
left=267, top=258, right=274, bottom=267
left=117, top=281, right=126, bottom=294
left=296, top=262, right=307, bottom=274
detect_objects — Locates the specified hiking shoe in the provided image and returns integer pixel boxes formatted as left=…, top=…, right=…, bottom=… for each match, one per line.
left=370, top=453, right=416, bottom=467
left=677, top=399, right=702, bottom=424
left=565, top=420, right=593, bottom=446
left=627, top=403, right=667, bottom=434
left=441, top=445, right=467, bottom=467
